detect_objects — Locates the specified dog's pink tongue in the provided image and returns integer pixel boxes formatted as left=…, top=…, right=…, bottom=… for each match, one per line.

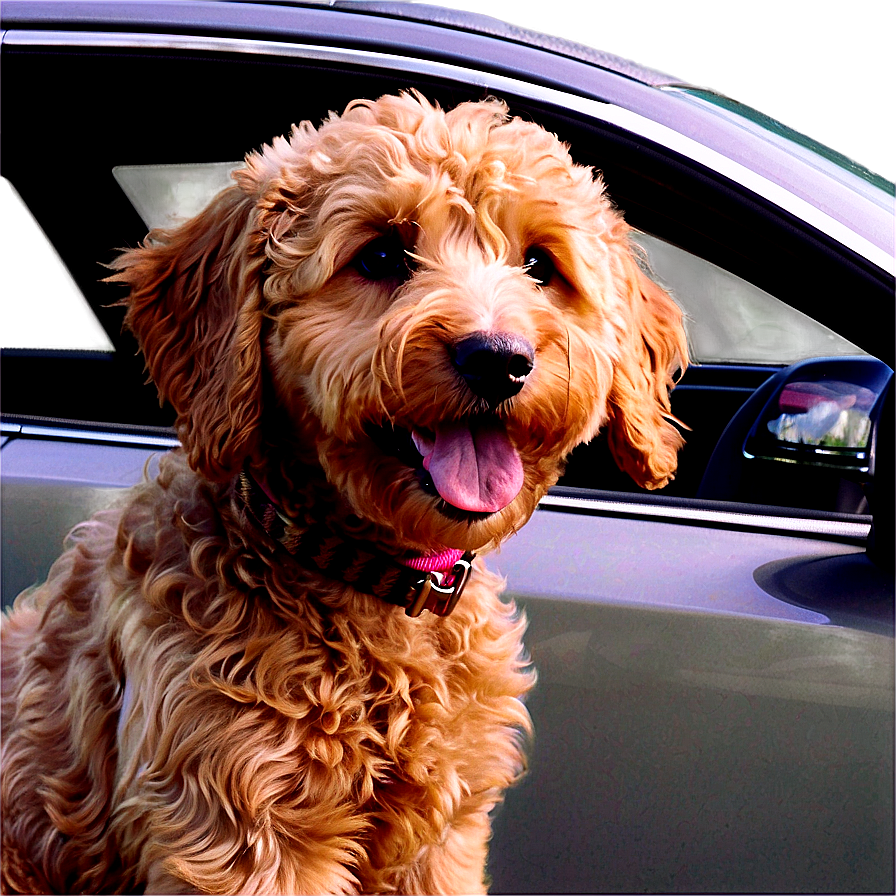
left=422, top=420, right=523, bottom=513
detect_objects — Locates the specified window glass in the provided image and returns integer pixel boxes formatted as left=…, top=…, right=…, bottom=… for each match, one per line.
left=109, top=164, right=866, bottom=367
left=113, top=163, right=240, bottom=230
left=0, top=178, right=114, bottom=352
left=634, top=232, right=866, bottom=364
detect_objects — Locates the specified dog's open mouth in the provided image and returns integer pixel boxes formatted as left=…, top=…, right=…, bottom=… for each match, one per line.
left=367, top=418, right=524, bottom=515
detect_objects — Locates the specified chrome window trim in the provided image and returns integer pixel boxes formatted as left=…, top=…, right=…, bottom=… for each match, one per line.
left=539, top=493, right=871, bottom=542
left=4, top=28, right=894, bottom=277
left=6, top=423, right=180, bottom=450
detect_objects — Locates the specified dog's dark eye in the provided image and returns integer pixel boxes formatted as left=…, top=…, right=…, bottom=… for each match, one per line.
left=354, top=236, right=412, bottom=282
left=524, top=247, right=554, bottom=287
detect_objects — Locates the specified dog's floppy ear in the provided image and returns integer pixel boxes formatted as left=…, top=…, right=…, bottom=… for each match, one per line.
left=604, top=250, right=688, bottom=490
left=110, top=184, right=265, bottom=482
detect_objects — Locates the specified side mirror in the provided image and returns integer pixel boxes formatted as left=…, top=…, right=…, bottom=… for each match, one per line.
left=699, top=357, right=894, bottom=520
left=743, top=357, right=892, bottom=480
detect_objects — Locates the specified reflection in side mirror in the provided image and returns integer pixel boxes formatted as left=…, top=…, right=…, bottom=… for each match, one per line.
left=744, top=358, right=893, bottom=478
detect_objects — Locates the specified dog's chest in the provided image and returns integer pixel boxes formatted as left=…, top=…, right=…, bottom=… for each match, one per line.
left=115, top=610, right=481, bottom=845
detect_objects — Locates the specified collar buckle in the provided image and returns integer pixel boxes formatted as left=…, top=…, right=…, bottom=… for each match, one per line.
left=406, top=551, right=475, bottom=617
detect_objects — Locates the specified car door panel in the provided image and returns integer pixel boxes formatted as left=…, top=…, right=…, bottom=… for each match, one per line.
left=3, top=434, right=891, bottom=894
left=486, top=506, right=892, bottom=892
left=490, top=592, right=893, bottom=893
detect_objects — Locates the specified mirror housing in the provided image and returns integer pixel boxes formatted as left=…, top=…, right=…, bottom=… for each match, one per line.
left=743, top=357, right=892, bottom=479
left=699, top=357, right=894, bottom=520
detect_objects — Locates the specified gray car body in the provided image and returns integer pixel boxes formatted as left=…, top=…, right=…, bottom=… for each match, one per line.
left=1, top=2, right=893, bottom=892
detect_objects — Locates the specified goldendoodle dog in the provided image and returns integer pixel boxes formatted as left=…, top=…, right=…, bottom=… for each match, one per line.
left=1, top=92, right=686, bottom=894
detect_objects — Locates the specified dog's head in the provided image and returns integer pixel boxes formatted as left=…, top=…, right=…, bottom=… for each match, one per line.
left=113, top=93, right=687, bottom=554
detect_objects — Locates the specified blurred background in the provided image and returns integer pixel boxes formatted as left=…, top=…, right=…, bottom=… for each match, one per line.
left=433, top=0, right=895, bottom=182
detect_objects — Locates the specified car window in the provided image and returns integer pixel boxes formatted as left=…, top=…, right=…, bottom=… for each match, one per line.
left=111, top=163, right=866, bottom=367
left=634, top=232, right=866, bottom=364
left=2, top=41, right=889, bottom=521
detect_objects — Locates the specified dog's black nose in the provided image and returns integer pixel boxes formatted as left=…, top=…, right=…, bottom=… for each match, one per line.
left=452, top=331, right=535, bottom=406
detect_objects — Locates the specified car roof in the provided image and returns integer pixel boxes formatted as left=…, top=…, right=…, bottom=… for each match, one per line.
left=2, top=0, right=681, bottom=85
left=317, top=1, right=683, bottom=86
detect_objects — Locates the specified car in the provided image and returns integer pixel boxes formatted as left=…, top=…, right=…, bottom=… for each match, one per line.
left=1, top=2, right=893, bottom=892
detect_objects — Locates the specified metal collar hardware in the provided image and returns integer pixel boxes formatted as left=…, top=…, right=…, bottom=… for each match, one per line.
left=406, top=552, right=475, bottom=617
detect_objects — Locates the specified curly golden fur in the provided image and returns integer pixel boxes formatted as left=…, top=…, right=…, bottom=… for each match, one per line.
left=1, top=93, right=687, bottom=894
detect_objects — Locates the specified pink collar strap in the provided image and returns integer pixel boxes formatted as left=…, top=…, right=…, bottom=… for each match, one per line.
left=400, top=549, right=467, bottom=575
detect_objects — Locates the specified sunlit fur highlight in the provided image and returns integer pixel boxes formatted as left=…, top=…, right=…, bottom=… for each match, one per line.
left=1, top=92, right=686, bottom=894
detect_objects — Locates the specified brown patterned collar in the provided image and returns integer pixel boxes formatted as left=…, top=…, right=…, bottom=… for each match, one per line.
left=235, top=468, right=475, bottom=617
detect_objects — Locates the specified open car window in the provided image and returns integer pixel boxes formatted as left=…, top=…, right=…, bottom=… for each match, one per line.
left=112, top=162, right=867, bottom=367
left=1, top=38, right=890, bottom=523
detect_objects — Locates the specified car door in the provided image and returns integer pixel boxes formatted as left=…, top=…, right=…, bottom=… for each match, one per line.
left=1, top=3, right=893, bottom=892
